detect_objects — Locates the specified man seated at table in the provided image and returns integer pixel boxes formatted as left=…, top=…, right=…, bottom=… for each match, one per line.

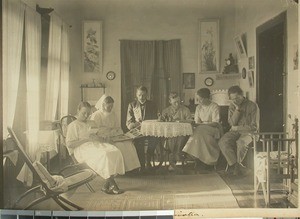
left=162, top=92, right=192, bottom=171
left=126, top=86, right=159, bottom=171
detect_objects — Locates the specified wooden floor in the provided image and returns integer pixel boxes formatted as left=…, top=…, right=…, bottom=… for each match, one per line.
left=3, top=156, right=296, bottom=209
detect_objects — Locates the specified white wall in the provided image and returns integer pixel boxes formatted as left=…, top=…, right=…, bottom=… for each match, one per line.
left=37, top=0, right=238, bottom=125
left=232, top=0, right=299, bottom=129
left=36, top=0, right=298, bottom=127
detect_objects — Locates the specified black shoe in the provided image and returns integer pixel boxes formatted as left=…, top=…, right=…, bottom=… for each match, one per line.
left=101, top=182, right=110, bottom=193
left=233, top=163, right=247, bottom=176
left=108, top=185, right=124, bottom=195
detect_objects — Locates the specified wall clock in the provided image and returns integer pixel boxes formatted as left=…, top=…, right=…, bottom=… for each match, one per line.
left=106, top=71, right=116, bottom=80
left=204, top=77, right=214, bottom=86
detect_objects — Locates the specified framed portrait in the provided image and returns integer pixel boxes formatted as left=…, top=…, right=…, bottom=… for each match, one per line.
left=198, top=19, right=220, bottom=73
left=183, top=73, right=195, bottom=89
left=234, top=35, right=247, bottom=59
left=82, top=20, right=103, bottom=73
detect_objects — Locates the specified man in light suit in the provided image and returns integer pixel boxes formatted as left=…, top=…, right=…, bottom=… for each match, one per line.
left=126, top=86, right=158, bottom=171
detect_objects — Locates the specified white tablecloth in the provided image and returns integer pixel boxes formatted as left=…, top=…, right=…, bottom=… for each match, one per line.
left=141, top=120, right=193, bottom=138
left=37, top=129, right=60, bottom=153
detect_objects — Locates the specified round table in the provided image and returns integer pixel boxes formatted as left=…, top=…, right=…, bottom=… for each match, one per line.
left=141, top=120, right=193, bottom=167
left=141, top=120, right=193, bottom=138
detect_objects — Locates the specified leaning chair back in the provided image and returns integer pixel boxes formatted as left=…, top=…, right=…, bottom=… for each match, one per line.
left=7, top=127, right=96, bottom=210
left=60, top=115, right=77, bottom=138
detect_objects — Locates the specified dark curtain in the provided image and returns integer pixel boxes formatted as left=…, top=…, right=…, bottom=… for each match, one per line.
left=120, top=39, right=181, bottom=131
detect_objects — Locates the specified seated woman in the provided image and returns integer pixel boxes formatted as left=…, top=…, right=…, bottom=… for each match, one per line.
left=90, top=95, right=141, bottom=172
left=66, top=101, right=125, bottom=194
left=182, top=88, right=222, bottom=171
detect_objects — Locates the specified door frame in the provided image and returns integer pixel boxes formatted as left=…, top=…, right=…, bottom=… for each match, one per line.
left=256, top=11, right=287, bottom=130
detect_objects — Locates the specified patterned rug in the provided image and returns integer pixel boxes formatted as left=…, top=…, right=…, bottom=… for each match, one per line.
left=69, top=172, right=239, bottom=210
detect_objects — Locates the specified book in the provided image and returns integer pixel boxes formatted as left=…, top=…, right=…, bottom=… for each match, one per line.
left=111, top=127, right=142, bottom=142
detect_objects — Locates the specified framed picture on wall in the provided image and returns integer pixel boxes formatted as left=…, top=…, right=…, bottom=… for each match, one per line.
left=82, top=20, right=103, bottom=73
left=183, top=73, right=195, bottom=89
left=234, top=35, right=247, bottom=59
left=198, top=19, right=220, bottom=73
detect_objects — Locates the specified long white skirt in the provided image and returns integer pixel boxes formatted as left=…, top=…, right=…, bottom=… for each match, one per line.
left=182, top=125, right=220, bottom=165
left=74, top=141, right=125, bottom=179
left=114, top=140, right=141, bottom=171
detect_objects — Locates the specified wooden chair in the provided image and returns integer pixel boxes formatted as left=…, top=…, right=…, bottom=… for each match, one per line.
left=58, top=115, right=95, bottom=193
left=7, top=127, right=97, bottom=210
left=252, top=118, right=298, bottom=207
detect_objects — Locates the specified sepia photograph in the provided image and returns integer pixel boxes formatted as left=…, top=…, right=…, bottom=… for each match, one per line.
left=2, top=0, right=299, bottom=218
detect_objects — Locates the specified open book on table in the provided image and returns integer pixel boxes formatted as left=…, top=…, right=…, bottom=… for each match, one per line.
left=110, top=127, right=142, bottom=142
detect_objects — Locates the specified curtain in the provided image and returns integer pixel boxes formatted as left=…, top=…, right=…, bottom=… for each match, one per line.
left=2, top=0, right=25, bottom=137
left=44, top=13, right=62, bottom=120
left=120, top=39, right=182, bottom=130
left=60, top=23, right=70, bottom=117
left=152, top=39, right=182, bottom=112
left=25, top=6, right=41, bottom=159
left=120, top=40, right=155, bottom=130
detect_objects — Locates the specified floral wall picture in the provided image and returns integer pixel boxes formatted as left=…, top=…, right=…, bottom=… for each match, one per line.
left=83, top=21, right=102, bottom=73
left=199, top=19, right=220, bottom=73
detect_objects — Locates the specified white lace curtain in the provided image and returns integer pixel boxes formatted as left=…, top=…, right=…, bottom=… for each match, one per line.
left=44, top=14, right=62, bottom=121
left=60, top=23, right=70, bottom=117
left=25, top=6, right=41, bottom=158
left=44, top=14, right=70, bottom=120
left=2, top=0, right=25, bottom=137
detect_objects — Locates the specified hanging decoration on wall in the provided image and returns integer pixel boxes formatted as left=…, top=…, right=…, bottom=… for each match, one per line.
left=198, top=19, right=220, bottom=73
left=234, top=34, right=247, bottom=59
left=204, top=77, right=214, bottom=86
left=248, top=70, right=254, bottom=87
left=106, top=71, right=116, bottom=80
left=242, top=68, right=247, bottom=79
left=249, top=56, right=255, bottom=69
left=183, top=73, right=195, bottom=89
left=293, top=44, right=298, bottom=70
left=83, top=20, right=103, bottom=74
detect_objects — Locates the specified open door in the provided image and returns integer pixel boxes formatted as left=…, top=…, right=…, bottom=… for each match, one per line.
left=256, top=12, right=286, bottom=132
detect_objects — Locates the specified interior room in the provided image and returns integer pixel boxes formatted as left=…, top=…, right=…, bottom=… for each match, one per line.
left=2, top=0, right=299, bottom=215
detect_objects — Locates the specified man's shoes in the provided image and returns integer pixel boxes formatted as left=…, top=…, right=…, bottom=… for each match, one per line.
left=224, top=163, right=247, bottom=176
left=233, top=163, right=247, bottom=176
left=107, top=184, right=124, bottom=195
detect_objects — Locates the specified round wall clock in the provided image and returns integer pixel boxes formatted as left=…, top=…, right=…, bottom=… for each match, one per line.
left=204, top=77, right=214, bottom=86
left=106, top=71, right=116, bottom=80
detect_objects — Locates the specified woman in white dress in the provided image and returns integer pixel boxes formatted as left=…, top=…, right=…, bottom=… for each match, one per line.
left=182, top=88, right=222, bottom=169
left=66, top=102, right=125, bottom=194
left=91, top=95, right=141, bottom=172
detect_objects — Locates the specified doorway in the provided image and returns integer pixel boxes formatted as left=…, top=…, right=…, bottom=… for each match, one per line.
left=256, top=12, right=286, bottom=132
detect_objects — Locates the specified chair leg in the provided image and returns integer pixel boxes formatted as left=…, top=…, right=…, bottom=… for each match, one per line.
left=24, top=196, right=50, bottom=210
left=85, top=182, right=95, bottom=193
left=13, top=185, right=43, bottom=208
left=52, top=196, right=72, bottom=211
left=58, top=195, right=83, bottom=210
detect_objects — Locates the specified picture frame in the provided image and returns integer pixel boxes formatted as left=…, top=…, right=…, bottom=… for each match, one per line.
left=183, top=73, right=195, bottom=89
left=198, top=19, right=220, bottom=73
left=83, top=20, right=103, bottom=73
left=234, top=35, right=247, bottom=59
left=249, top=56, right=255, bottom=69
left=248, top=70, right=254, bottom=87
